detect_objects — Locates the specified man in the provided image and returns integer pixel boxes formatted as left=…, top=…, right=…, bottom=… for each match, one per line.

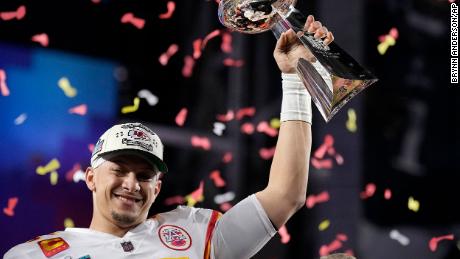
left=321, top=253, right=357, bottom=259
left=4, top=15, right=333, bottom=259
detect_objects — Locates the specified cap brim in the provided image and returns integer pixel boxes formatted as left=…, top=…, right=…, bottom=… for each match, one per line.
left=99, top=149, right=168, bottom=173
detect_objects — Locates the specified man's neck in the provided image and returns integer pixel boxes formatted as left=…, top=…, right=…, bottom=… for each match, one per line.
left=89, top=215, right=140, bottom=237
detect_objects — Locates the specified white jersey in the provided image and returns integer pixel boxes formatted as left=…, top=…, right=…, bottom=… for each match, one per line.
left=4, top=195, right=276, bottom=259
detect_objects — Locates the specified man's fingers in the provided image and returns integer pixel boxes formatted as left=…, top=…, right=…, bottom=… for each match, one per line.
left=323, top=31, right=334, bottom=45
left=314, top=26, right=328, bottom=39
left=303, top=15, right=314, bottom=32
left=307, top=21, right=322, bottom=33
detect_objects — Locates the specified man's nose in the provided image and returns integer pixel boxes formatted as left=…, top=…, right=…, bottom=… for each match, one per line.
left=122, top=172, right=140, bottom=192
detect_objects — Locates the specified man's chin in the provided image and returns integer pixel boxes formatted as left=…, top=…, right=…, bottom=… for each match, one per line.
left=111, top=211, right=138, bottom=226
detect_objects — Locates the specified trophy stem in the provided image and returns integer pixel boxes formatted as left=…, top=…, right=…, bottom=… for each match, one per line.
left=270, top=5, right=378, bottom=122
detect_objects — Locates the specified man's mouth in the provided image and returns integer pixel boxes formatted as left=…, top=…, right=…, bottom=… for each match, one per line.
left=113, top=194, right=143, bottom=204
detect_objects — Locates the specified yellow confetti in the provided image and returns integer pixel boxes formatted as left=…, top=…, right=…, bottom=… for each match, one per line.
left=270, top=118, right=280, bottom=129
left=64, top=218, right=74, bottom=228
left=50, top=171, right=58, bottom=185
left=58, top=77, right=77, bottom=98
left=346, top=108, right=357, bottom=133
left=408, top=196, right=420, bottom=212
left=121, top=97, right=140, bottom=114
left=377, top=35, right=396, bottom=55
left=318, top=219, right=330, bottom=231
left=36, top=158, right=60, bottom=175
left=184, top=195, right=204, bottom=207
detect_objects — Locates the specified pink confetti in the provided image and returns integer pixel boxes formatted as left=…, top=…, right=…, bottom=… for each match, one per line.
left=159, top=1, right=175, bottom=19
left=319, top=234, right=348, bottom=256
left=182, top=55, right=195, bottom=77
left=311, top=157, right=333, bottom=170
left=216, top=110, right=234, bottom=122
left=259, top=147, right=276, bottom=160
left=220, top=202, right=233, bottom=212
left=202, top=30, right=221, bottom=49
left=335, top=154, right=344, bottom=165
left=257, top=121, right=278, bottom=137
left=191, top=136, right=211, bottom=150
left=429, top=234, right=454, bottom=252
left=222, top=152, right=233, bottom=163
left=193, top=39, right=203, bottom=59
left=3, top=197, right=18, bottom=217
left=121, top=12, right=145, bottom=29
left=88, top=144, right=95, bottom=153
left=236, top=107, right=255, bottom=120
left=384, top=188, right=392, bottom=200
left=278, top=225, right=291, bottom=244
left=31, top=33, right=49, bottom=47
left=221, top=32, right=233, bottom=53
left=189, top=181, right=204, bottom=201
left=241, top=122, right=255, bottom=135
left=314, top=134, right=334, bottom=159
left=91, top=0, right=101, bottom=3
left=0, top=5, right=26, bottom=21
left=306, top=191, right=330, bottom=209
left=175, top=107, right=188, bottom=126
left=68, top=104, right=87, bottom=115
left=65, top=163, right=82, bottom=182
left=164, top=195, right=185, bottom=206
left=360, top=183, right=376, bottom=199
left=223, top=58, right=244, bottom=67
left=379, top=27, right=399, bottom=42
left=209, top=170, right=226, bottom=187
left=159, top=44, right=179, bottom=66
left=0, top=69, right=10, bottom=96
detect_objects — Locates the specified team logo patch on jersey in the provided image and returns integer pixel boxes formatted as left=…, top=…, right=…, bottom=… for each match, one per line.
left=38, top=237, right=69, bottom=257
left=158, top=225, right=192, bottom=251
left=121, top=241, right=135, bottom=252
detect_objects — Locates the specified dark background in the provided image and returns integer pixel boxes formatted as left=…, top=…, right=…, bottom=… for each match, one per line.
left=0, top=0, right=459, bottom=258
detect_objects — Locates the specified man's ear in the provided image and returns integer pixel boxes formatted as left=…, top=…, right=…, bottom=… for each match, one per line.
left=154, top=178, right=162, bottom=196
left=85, top=167, right=96, bottom=192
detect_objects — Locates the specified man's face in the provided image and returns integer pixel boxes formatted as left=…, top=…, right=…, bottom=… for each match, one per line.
left=86, top=154, right=162, bottom=228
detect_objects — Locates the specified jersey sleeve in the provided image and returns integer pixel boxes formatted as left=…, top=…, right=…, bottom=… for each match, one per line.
left=210, top=194, right=277, bottom=259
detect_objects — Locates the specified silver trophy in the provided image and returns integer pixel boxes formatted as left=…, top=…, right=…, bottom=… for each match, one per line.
left=218, top=0, right=378, bottom=122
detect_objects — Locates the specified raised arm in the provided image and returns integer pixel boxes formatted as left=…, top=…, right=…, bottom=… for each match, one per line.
left=255, top=15, right=333, bottom=228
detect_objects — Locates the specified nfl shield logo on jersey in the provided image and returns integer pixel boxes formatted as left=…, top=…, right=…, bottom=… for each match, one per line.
left=121, top=241, right=135, bottom=252
left=158, top=225, right=192, bottom=251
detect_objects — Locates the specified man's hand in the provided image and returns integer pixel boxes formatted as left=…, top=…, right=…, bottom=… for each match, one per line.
left=273, top=15, right=334, bottom=74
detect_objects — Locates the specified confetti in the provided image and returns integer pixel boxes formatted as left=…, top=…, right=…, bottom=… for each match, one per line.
left=408, top=196, right=420, bottom=212
left=209, top=170, right=226, bottom=187
left=278, top=225, right=291, bottom=244
left=384, top=188, right=392, bottom=200
left=121, top=12, right=145, bottom=29
left=429, top=234, right=454, bottom=252
left=216, top=110, right=234, bottom=122
left=259, top=146, right=276, bottom=160
left=193, top=39, right=203, bottom=59
left=191, top=136, right=211, bottom=150
left=0, top=5, right=26, bottom=21
left=389, top=229, right=410, bottom=246
left=91, top=0, right=101, bottom=4
left=69, top=104, right=88, bottom=116
left=58, top=77, right=77, bottom=98
left=31, top=33, right=49, bottom=47
left=175, top=108, right=188, bottom=126
left=164, top=195, right=185, bottom=206
left=377, top=27, right=398, bottom=55
left=270, top=118, right=280, bottom=129
left=159, top=44, right=179, bottom=66
left=360, top=183, right=376, bottom=199
left=158, top=1, right=175, bottom=19
left=318, top=219, right=330, bottom=231
left=241, top=122, right=255, bottom=134
left=121, top=97, right=140, bottom=114
left=0, top=69, right=10, bottom=96
left=306, top=191, right=330, bottom=209
left=257, top=121, right=278, bottom=137
left=182, top=55, right=195, bottom=77
left=319, top=234, right=349, bottom=256
left=214, top=191, right=235, bottom=204
left=50, top=171, right=59, bottom=185
left=222, top=152, right=232, bottom=163
left=236, top=107, right=255, bottom=120
left=36, top=158, right=60, bottom=175
left=202, top=30, right=221, bottom=50
left=64, top=218, right=74, bottom=228
left=346, top=108, right=357, bottom=133
left=213, top=122, right=226, bottom=136
left=311, top=158, right=333, bottom=170
left=65, top=163, right=85, bottom=183
left=185, top=181, right=204, bottom=207
left=3, top=197, right=18, bottom=217
left=219, top=202, right=233, bottom=212
left=14, top=113, right=27, bottom=125
left=221, top=32, right=233, bottom=53
left=138, top=89, right=158, bottom=106
left=223, top=58, right=244, bottom=67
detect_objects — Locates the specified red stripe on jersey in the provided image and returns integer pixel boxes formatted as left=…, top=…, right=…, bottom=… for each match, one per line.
left=203, top=210, right=222, bottom=259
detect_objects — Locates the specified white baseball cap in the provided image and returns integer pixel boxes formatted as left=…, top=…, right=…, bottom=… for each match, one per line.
left=90, top=122, right=168, bottom=173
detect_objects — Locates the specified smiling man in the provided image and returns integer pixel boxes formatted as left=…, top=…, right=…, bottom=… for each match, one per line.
left=4, top=15, right=334, bottom=259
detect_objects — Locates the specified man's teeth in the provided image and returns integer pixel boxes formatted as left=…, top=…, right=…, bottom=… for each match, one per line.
left=115, top=195, right=140, bottom=202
